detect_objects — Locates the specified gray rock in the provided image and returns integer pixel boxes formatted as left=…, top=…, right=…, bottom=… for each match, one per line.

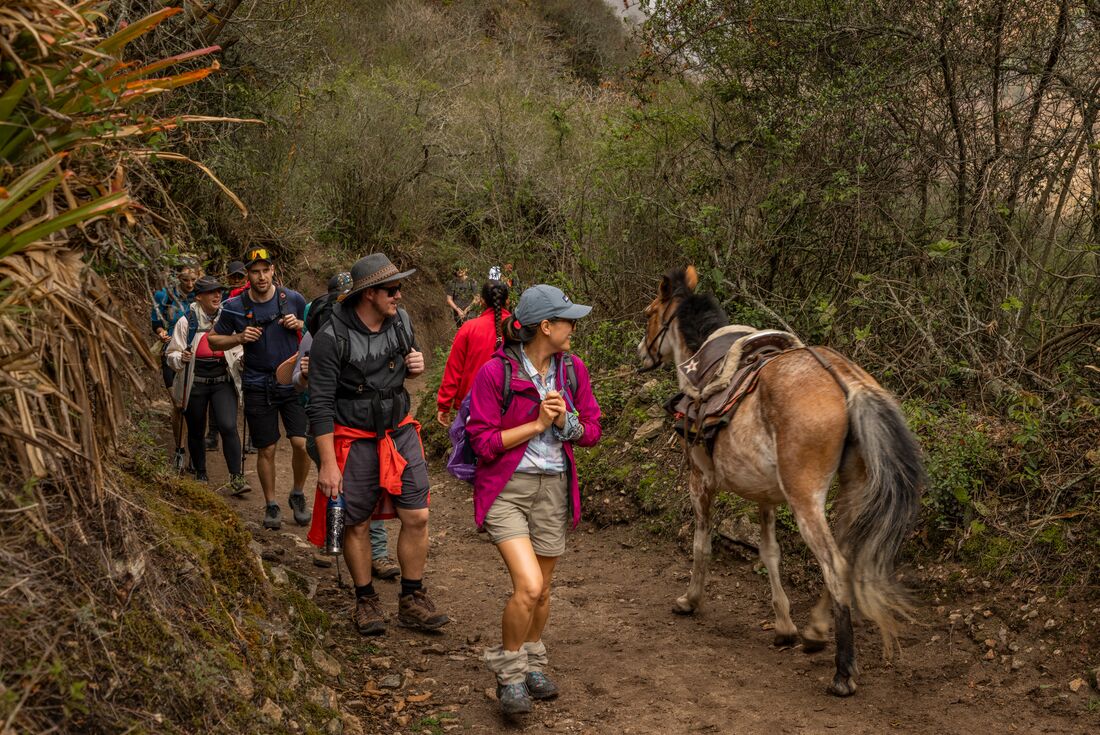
left=232, top=670, right=254, bottom=699
left=325, top=717, right=343, bottom=735
left=312, top=647, right=342, bottom=678
left=716, top=514, right=761, bottom=550
left=379, top=673, right=403, bottom=689
left=270, top=566, right=289, bottom=586
left=259, top=698, right=282, bottom=723
left=309, top=685, right=339, bottom=710
left=645, top=403, right=666, bottom=418
left=633, top=418, right=666, bottom=442
left=342, top=712, right=364, bottom=735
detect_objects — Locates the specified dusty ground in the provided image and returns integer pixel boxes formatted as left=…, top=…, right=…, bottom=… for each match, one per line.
left=194, top=381, right=1099, bottom=735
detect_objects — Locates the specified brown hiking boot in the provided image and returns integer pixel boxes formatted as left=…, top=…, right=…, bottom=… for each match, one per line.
left=397, top=590, right=449, bottom=630
left=371, top=555, right=400, bottom=581
left=352, top=595, right=387, bottom=636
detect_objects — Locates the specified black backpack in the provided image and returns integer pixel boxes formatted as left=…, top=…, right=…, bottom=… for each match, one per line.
left=306, top=292, right=337, bottom=336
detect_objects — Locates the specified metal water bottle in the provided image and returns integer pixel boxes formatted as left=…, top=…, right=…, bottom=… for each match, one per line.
left=324, top=495, right=346, bottom=555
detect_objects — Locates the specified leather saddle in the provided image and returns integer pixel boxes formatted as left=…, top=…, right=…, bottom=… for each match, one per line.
left=666, top=328, right=803, bottom=447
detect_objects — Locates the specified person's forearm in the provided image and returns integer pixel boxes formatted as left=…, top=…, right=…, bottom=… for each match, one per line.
left=316, top=433, right=337, bottom=467
left=206, top=332, right=239, bottom=350
left=500, top=421, right=547, bottom=450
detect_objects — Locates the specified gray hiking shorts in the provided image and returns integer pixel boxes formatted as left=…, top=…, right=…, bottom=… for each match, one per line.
left=341, top=423, right=430, bottom=526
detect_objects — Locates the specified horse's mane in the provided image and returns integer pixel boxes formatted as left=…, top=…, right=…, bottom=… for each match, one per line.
left=666, top=269, right=728, bottom=354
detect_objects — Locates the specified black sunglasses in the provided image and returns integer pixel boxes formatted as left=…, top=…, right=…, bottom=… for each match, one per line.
left=549, top=317, right=576, bottom=327
left=379, top=283, right=402, bottom=297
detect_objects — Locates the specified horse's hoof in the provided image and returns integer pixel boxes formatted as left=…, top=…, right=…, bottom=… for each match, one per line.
left=672, top=597, right=696, bottom=615
left=772, top=632, right=798, bottom=648
left=826, top=675, right=857, bottom=697
left=801, top=637, right=828, bottom=654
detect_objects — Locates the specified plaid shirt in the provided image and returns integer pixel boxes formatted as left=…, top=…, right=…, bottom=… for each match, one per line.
left=514, top=351, right=565, bottom=474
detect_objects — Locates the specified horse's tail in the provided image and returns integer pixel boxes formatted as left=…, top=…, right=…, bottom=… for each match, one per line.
left=841, top=385, right=925, bottom=653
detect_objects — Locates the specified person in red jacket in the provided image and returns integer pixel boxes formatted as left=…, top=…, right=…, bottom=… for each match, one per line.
left=436, top=280, right=510, bottom=427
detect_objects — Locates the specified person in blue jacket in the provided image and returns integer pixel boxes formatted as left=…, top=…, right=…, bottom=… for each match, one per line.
left=152, top=264, right=197, bottom=470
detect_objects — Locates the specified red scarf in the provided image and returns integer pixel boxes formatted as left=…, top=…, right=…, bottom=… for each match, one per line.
left=306, top=415, right=423, bottom=547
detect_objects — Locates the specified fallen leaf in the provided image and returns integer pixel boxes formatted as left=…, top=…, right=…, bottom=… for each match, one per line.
left=1069, top=677, right=1085, bottom=693
left=393, top=699, right=405, bottom=713
left=407, top=692, right=432, bottom=703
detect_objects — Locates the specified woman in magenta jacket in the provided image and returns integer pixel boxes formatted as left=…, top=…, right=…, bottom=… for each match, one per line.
left=465, top=284, right=602, bottom=717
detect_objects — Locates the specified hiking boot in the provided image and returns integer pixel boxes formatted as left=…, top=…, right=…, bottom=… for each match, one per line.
left=205, top=432, right=218, bottom=451
left=263, top=503, right=282, bottom=530
left=496, top=682, right=532, bottom=716
left=172, top=447, right=186, bottom=473
left=525, top=671, right=559, bottom=700
left=194, top=469, right=209, bottom=482
left=229, top=473, right=251, bottom=496
left=352, top=594, right=387, bottom=636
left=371, top=556, right=400, bottom=581
left=288, top=491, right=311, bottom=526
left=397, top=590, right=449, bottom=630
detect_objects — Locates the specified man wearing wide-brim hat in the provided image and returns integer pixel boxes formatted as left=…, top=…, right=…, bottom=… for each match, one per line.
left=306, top=253, right=450, bottom=636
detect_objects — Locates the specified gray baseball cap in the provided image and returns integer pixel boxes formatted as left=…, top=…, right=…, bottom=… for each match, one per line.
left=514, top=284, right=592, bottom=326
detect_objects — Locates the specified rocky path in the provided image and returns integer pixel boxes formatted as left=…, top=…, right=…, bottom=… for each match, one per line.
left=202, top=396, right=1097, bottom=734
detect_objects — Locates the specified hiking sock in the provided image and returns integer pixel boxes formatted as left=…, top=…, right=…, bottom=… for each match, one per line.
left=400, top=578, right=423, bottom=598
left=290, top=486, right=303, bottom=495
left=355, top=583, right=376, bottom=600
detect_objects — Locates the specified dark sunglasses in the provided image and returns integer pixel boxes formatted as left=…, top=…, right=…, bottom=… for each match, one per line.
left=549, top=317, right=576, bottom=328
left=379, top=283, right=402, bottom=297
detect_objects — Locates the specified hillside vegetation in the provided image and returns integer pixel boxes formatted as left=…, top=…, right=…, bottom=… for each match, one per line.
left=176, top=0, right=1095, bottom=578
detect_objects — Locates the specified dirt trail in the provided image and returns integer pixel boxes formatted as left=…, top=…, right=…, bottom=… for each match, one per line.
left=201, top=384, right=1095, bottom=735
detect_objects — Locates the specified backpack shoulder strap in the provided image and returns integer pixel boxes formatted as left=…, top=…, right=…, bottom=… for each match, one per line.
left=330, top=313, right=350, bottom=363
left=186, top=309, right=199, bottom=346
left=563, top=353, right=578, bottom=395
left=393, top=308, right=415, bottom=356
left=275, top=286, right=288, bottom=318
left=499, top=354, right=513, bottom=415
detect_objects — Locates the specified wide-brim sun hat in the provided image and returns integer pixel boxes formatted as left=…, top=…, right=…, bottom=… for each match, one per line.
left=514, top=284, right=592, bottom=326
left=344, top=253, right=416, bottom=300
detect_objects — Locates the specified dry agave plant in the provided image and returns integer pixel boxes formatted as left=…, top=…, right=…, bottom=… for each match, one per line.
left=1, top=1, right=247, bottom=497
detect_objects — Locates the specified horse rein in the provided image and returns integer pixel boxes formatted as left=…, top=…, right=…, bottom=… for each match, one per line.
left=637, top=300, right=677, bottom=373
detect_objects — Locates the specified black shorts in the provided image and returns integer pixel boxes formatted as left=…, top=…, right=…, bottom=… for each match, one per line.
left=343, top=423, right=430, bottom=526
left=161, top=353, right=176, bottom=390
left=243, top=385, right=307, bottom=449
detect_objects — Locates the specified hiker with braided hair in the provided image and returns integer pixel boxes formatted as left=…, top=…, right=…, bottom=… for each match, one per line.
left=436, top=280, right=511, bottom=427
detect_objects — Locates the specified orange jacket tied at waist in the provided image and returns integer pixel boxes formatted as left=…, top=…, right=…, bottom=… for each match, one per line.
left=307, top=415, right=423, bottom=548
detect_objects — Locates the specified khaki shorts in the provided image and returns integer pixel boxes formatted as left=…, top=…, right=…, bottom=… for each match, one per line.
left=483, top=472, right=569, bottom=557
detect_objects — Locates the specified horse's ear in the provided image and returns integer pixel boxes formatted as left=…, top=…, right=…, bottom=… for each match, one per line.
left=685, top=265, right=699, bottom=292
left=659, top=273, right=672, bottom=300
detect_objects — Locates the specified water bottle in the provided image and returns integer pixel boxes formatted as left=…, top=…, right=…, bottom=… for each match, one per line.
left=324, top=495, right=346, bottom=555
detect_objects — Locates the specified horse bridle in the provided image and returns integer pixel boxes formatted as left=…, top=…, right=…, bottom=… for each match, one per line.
left=637, top=300, right=677, bottom=373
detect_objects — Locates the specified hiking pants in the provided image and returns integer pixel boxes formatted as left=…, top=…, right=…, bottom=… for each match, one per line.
left=185, top=381, right=241, bottom=475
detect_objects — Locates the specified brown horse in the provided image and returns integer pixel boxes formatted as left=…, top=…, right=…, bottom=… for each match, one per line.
left=637, top=266, right=924, bottom=696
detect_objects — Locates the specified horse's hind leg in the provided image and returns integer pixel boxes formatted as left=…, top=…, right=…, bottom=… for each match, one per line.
left=801, top=588, right=832, bottom=653
left=674, top=469, right=714, bottom=614
left=802, top=446, right=864, bottom=653
left=791, top=500, right=858, bottom=696
left=758, top=504, right=798, bottom=646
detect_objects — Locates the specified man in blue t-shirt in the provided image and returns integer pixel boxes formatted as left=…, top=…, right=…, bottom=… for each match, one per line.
left=209, top=248, right=311, bottom=531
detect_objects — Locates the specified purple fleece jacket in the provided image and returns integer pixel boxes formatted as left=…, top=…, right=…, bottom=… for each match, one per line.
left=466, top=346, right=602, bottom=529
